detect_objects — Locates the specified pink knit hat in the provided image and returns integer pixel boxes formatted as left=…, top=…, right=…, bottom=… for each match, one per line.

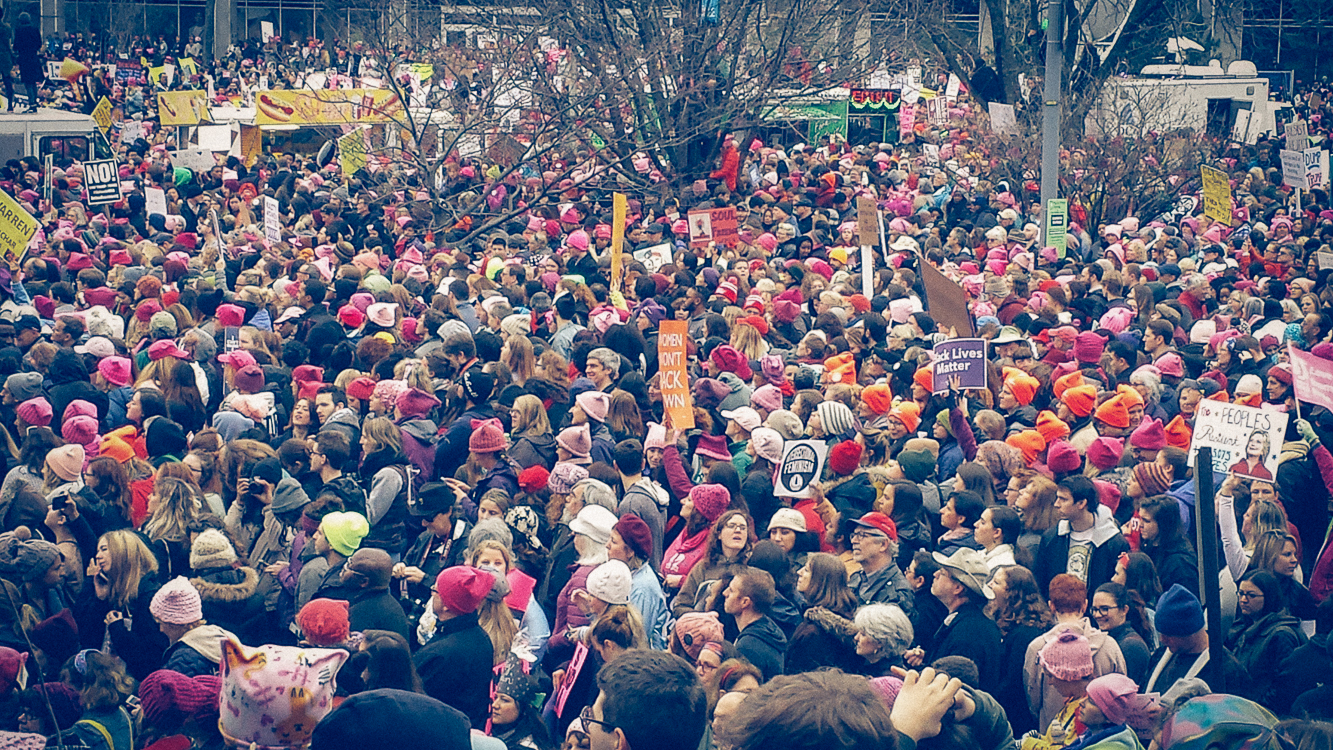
left=16, top=397, right=52, bottom=427
left=150, top=576, right=204, bottom=625
left=557, top=424, right=592, bottom=463
left=1087, top=437, right=1124, bottom=471
left=1038, top=630, right=1094, bottom=680
left=1130, top=418, right=1166, bottom=451
left=548, top=462, right=589, bottom=494
left=46, top=444, right=84, bottom=482
left=395, top=388, right=440, bottom=419
left=750, top=384, right=783, bottom=413
left=468, top=418, right=507, bottom=454
left=575, top=391, right=610, bottom=423
left=672, top=611, right=725, bottom=660
left=434, top=566, right=495, bottom=615
left=687, top=484, right=730, bottom=522
left=98, top=357, right=133, bottom=387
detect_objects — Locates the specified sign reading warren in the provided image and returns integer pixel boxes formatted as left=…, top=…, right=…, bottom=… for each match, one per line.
left=776, top=440, right=828, bottom=498
left=1189, top=400, right=1288, bottom=480
left=932, top=339, right=988, bottom=393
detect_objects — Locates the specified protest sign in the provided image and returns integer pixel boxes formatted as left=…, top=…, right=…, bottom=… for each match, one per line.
left=856, top=196, right=879, bottom=246
left=611, top=193, right=627, bottom=291
left=1188, top=400, right=1288, bottom=480
left=1200, top=165, right=1233, bottom=226
left=945, top=74, right=961, bottom=101
left=92, top=97, right=113, bottom=134
left=337, top=130, right=367, bottom=176
left=988, top=103, right=1018, bottom=135
left=1045, top=198, right=1068, bottom=257
left=119, top=120, right=143, bottom=144
left=1281, top=149, right=1309, bottom=190
left=657, top=321, right=695, bottom=429
left=82, top=159, right=123, bottom=205
left=776, top=440, right=829, bottom=498
left=0, top=189, right=38, bottom=259
left=264, top=196, right=281, bottom=244
left=1290, top=348, right=1333, bottom=413
left=931, top=339, right=988, bottom=393
left=1318, top=250, right=1333, bottom=271
left=240, top=125, right=263, bottom=168
left=898, top=103, right=915, bottom=139
left=919, top=260, right=974, bottom=336
left=144, top=187, right=167, bottom=217
left=1286, top=121, right=1309, bottom=151
left=171, top=148, right=218, bottom=173
left=261, top=21, right=274, bottom=42
left=1305, top=147, right=1324, bottom=190
left=686, top=207, right=738, bottom=249
left=633, top=243, right=673, bottom=274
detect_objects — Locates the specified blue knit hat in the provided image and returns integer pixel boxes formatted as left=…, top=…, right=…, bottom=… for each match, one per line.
left=1155, top=584, right=1204, bottom=637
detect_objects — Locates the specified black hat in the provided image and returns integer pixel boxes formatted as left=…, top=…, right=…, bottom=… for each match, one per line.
left=311, top=689, right=471, bottom=750
left=13, top=315, right=40, bottom=332
left=248, top=457, right=284, bottom=486
left=409, top=482, right=458, bottom=517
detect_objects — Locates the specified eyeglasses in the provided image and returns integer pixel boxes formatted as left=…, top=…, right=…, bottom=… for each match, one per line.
left=1090, top=605, right=1119, bottom=615
left=579, top=706, right=617, bottom=734
left=723, top=521, right=748, bottom=532
left=1238, top=591, right=1264, bottom=599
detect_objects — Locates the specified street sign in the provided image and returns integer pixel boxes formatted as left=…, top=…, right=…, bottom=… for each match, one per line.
left=1045, top=198, right=1068, bottom=257
left=82, top=159, right=123, bottom=205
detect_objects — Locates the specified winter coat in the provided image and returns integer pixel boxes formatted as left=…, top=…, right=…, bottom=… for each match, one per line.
left=1226, top=610, right=1305, bottom=710
left=398, top=417, right=437, bottom=480
left=1033, top=508, right=1130, bottom=596
left=12, top=17, right=41, bottom=84
left=849, top=561, right=916, bottom=615
left=73, top=577, right=168, bottom=681
left=784, top=605, right=861, bottom=675
left=546, top=562, right=598, bottom=661
left=162, top=623, right=237, bottom=677
left=822, top=471, right=878, bottom=519
left=929, top=601, right=1003, bottom=693
left=1106, top=621, right=1151, bottom=685
left=1024, top=619, right=1127, bottom=729
left=997, top=622, right=1046, bottom=736
left=190, top=565, right=262, bottom=640
left=348, top=587, right=410, bottom=641
left=1144, top=535, right=1199, bottom=599
left=672, top=557, right=746, bottom=618
left=735, top=614, right=787, bottom=682
left=741, top=464, right=780, bottom=535
left=1275, top=632, right=1332, bottom=709
left=414, top=612, right=494, bottom=729
left=629, top=563, right=670, bottom=650
left=436, top=404, right=497, bottom=480
left=511, top=433, right=558, bottom=470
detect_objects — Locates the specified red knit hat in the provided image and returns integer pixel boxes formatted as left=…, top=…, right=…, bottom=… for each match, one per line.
left=347, top=376, right=377, bottom=401
left=517, top=465, right=550, bottom=494
left=829, top=440, right=863, bottom=476
left=613, top=513, right=654, bottom=561
left=138, top=670, right=222, bottom=730
left=687, top=484, right=730, bottom=522
left=296, top=598, right=350, bottom=646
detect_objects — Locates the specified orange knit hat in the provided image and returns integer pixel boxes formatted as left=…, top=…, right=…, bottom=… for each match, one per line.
left=1062, top=385, right=1098, bottom=418
left=1094, top=395, right=1131, bottom=429
left=1164, top=414, right=1194, bottom=449
left=1036, top=410, right=1071, bottom=444
left=1006, top=430, right=1047, bottom=465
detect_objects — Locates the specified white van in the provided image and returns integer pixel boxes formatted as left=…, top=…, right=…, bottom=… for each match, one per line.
left=0, top=107, right=101, bottom=162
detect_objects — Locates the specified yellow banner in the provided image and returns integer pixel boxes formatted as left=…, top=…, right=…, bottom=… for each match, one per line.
left=611, top=192, right=627, bottom=291
left=158, top=90, right=209, bottom=126
left=179, top=57, right=198, bottom=77
left=255, top=89, right=403, bottom=126
left=1200, top=165, right=1233, bottom=227
left=0, top=189, right=39, bottom=259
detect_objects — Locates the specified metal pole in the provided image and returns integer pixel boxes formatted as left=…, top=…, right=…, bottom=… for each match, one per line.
left=1040, top=0, right=1063, bottom=235
left=1194, top=446, right=1225, bottom=693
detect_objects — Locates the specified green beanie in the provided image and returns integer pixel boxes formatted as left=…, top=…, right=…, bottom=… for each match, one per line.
left=320, top=512, right=370, bottom=556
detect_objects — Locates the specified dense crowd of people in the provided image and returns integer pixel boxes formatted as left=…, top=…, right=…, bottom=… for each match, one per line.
left=0, top=19, right=1332, bottom=750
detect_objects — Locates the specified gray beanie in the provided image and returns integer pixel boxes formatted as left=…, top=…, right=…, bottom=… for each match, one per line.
left=271, top=477, right=312, bottom=513
left=0, top=528, right=60, bottom=582
left=4, top=373, right=44, bottom=403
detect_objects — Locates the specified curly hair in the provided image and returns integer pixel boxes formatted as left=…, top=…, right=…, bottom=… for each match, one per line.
left=991, top=565, right=1052, bottom=636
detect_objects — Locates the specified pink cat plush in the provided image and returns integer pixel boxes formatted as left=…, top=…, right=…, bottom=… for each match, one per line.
left=218, top=638, right=347, bottom=749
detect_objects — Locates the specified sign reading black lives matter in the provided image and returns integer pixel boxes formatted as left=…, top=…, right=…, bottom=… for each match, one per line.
left=931, top=338, right=988, bottom=393
left=82, top=159, right=124, bottom=205
left=776, top=440, right=828, bottom=498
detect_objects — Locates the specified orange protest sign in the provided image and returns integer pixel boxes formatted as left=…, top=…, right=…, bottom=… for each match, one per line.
left=658, top=321, right=695, bottom=429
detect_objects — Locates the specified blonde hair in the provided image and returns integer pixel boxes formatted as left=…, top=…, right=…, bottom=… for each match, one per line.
left=730, top=322, right=768, bottom=360
left=142, top=476, right=198, bottom=544
left=503, top=336, right=536, bottom=385
left=511, top=395, right=550, bottom=437
left=392, top=358, right=433, bottom=392
left=466, top=541, right=519, bottom=664
left=96, top=529, right=159, bottom=608
left=361, top=417, right=404, bottom=455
